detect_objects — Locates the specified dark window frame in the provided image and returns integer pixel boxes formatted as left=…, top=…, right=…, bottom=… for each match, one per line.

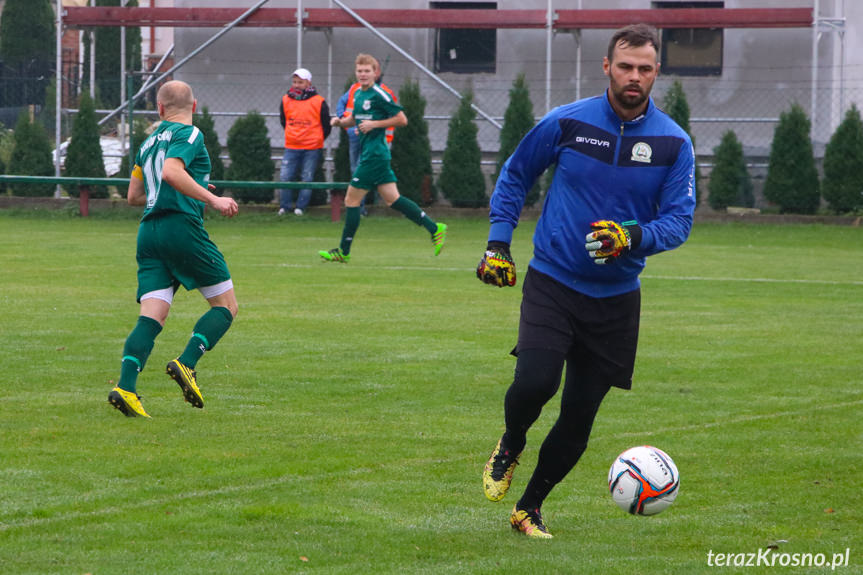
left=654, top=1, right=724, bottom=77
left=431, top=2, right=497, bottom=74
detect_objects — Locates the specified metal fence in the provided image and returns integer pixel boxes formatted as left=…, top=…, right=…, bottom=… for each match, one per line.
left=63, top=71, right=863, bottom=166
left=26, top=35, right=861, bottom=199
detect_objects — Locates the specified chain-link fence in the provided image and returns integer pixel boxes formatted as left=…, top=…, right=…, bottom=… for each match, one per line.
left=103, top=64, right=863, bottom=162
left=41, top=24, right=863, bottom=206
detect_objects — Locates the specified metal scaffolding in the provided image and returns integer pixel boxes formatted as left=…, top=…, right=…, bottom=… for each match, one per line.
left=56, top=3, right=831, bottom=179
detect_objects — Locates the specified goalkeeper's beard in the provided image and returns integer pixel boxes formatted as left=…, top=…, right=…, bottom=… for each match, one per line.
left=611, top=84, right=647, bottom=110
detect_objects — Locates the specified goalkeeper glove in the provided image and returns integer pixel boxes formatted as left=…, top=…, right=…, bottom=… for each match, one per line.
left=584, top=220, right=642, bottom=265
left=477, top=242, right=517, bottom=287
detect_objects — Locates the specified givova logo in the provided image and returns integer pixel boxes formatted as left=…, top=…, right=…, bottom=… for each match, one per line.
left=575, top=136, right=610, bottom=148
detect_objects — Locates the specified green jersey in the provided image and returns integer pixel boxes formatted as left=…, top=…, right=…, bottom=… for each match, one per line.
left=352, top=84, right=403, bottom=163
left=135, top=120, right=211, bottom=222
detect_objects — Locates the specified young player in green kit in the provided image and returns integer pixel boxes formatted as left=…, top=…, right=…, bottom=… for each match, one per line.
left=320, top=53, right=447, bottom=263
left=108, top=80, right=239, bottom=418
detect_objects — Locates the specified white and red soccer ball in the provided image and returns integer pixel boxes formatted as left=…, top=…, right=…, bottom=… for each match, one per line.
left=608, top=445, right=680, bottom=516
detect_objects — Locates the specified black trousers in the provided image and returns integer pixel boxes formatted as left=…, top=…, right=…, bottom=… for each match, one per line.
left=502, top=269, right=641, bottom=509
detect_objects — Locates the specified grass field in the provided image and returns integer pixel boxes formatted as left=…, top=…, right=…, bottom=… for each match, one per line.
left=1, top=210, right=861, bottom=574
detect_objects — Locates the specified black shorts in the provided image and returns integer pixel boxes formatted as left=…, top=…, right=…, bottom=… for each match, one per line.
left=515, top=268, right=641, bottom=390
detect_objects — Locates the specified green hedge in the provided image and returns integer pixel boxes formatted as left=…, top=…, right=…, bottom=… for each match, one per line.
left=439, top=92, right=485, bottom=208
left=763, top=104, right=820, bottom=214
left=225, top=111, right=274, bottom=204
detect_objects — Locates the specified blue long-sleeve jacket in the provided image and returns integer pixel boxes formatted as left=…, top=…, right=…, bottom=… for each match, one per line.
left=336, top=90, right=359, bottom=142
left=488, top=93, right=696, bottom=298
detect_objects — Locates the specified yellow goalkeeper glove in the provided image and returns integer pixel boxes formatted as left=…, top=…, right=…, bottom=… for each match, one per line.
left=477, top=242, right=517, bottom=287
left=584, top=220, right=642, bottom=265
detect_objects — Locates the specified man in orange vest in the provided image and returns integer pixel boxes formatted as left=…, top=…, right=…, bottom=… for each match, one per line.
left=278, top=68, right=331, bottom=216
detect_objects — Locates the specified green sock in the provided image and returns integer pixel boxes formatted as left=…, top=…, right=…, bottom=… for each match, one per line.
left=340, top=206, right=362, bottom=255
left=391, top=196, right=438, bottom=234
left=118, top=316, right=163, bottom=393
left=178, top=306, right=234, bottom=369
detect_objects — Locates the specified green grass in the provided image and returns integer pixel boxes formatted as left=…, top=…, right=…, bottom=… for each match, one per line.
left=1, top=212, right=861, bottom=574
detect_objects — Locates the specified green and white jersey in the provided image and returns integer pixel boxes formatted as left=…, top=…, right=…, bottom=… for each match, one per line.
left=135, top=120, right=211, bottom=222
left=352, top=84, right=403, bottom=163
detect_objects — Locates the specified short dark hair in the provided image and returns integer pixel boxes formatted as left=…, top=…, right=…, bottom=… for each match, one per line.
left=607, top=24, right=660, bottom=62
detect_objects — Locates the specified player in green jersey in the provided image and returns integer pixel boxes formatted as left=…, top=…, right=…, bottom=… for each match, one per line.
left=319, top=53, right=447, bottom=263
left=108, top=80, right=239, bottom=418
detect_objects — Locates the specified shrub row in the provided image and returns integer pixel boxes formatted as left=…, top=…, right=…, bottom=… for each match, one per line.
left=7, top=82, right=863, bottom=215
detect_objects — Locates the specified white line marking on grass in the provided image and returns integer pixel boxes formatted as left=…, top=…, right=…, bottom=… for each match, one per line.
left=602, top=397, right=863, bottom=440
left=642, top=274, right=863, bottom=287
left=272, top=263, right=469, bottom=273
left=271, top=263, right=863, bottom=286
left=3, top=398, right=859, bottom=532
left=0, top=472, right=322, bottom=532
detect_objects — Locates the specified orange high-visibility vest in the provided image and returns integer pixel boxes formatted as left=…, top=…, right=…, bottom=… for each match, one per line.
left=343, top=82, right=398, bottom=143
left=282, top=93, right=325, bottom=149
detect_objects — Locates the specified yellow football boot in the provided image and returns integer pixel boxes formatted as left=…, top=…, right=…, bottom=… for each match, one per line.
left=166, top=359, right=204, bottom=408
left=483, top=438, right=520, bottom=502
left=108, top=387, right=151, bottom=418
left=510, top=505, right=553, bottom=539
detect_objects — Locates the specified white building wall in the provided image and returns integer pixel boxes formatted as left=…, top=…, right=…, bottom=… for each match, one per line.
left=833, top=0, right=861, bottom=128
left=170, top=0, right=856, bottom=157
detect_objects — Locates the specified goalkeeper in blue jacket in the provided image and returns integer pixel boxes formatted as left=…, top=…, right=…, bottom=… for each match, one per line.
left=478, top=23, right=696, bottom=538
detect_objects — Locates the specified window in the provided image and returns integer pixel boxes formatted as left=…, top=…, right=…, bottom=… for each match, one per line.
left=654, top=1, right=723, bottom=76
left=432, top=2, right=496, bottom=74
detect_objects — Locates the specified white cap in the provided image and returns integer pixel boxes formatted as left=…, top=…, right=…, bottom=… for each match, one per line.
left=292, top=68, right=312, bottom=82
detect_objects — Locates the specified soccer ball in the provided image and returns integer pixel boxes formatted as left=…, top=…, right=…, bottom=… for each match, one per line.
left=608, top=445, right=680, bottom=516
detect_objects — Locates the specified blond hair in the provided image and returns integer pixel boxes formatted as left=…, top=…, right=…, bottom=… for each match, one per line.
left=354, top=53, right=380, bottom=72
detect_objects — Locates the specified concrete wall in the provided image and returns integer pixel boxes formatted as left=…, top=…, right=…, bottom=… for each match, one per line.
left=170, top=0, right=856, bottom=157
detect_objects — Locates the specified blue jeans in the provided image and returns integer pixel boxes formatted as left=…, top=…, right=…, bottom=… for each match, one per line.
left=279, top=148, right=321, bottom=211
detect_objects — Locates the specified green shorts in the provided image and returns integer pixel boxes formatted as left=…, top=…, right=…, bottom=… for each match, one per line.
left=135, top=212, right=231, bottom=302
left=350, top=156, right=397, bottom=191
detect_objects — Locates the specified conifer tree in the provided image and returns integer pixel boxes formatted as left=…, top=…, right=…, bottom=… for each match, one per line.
left=664, top=81, right=701, bottom=206
left=708, top=130, right=752, bottom=210
left=0, top=124, right=9, bottom=195
left=94, top=0, right=142, bottom=108
left=0, top=0, right=54, bottom=106
left=9, top=113, right=54, bottom=196
left=391, top=80, right=435, bottom=205
left=194, top=106, right=225, bottom=181
left=129, top=119, right=150, bottom=173
left=225, top=111, right=274, bottom=204
left=763, top=104, right=820, bottom=214
left=40, top=77, right=57, bottom=136
left=494, top=74, right=540, bottom=206
left=116, top=117, right=150, bottom=200
left=822, top=104, right=863, bottom=214
left=330, top=126, right=351, bottom=202
left=438, top=91, right=486, bottom=208
left=0, top=123, right=14, bottom=183
left=64, top=92, right=107, bottom=198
